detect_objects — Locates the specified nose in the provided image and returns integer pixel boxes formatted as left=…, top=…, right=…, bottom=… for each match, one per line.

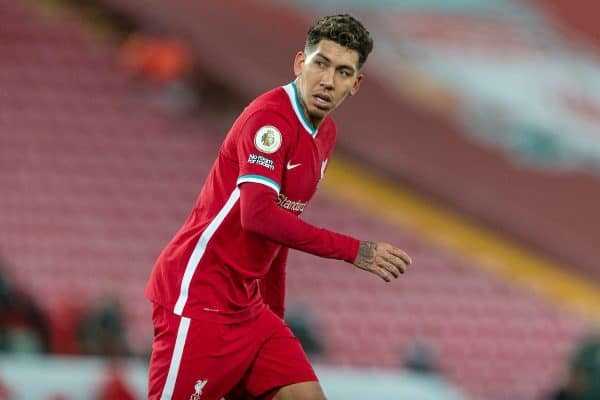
left=320, top=67, right=334, bottom=89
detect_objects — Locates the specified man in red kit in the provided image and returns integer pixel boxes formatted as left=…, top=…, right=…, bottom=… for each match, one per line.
left=145, top=13, right=412, bottom=400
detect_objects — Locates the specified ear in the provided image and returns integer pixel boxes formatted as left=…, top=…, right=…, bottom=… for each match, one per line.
left=349, top=73, right=363, bottom=96
left=293, top=51, right=305, bottom=77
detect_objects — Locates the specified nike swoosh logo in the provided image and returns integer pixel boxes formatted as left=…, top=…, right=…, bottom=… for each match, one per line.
left=286, top=161, right=301, bottom=170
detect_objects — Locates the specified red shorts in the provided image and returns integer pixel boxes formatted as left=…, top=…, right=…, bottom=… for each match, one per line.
left=148, top=303, right=318, bottom=400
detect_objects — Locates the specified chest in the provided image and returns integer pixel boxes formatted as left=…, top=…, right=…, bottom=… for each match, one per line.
left=279, top=131, right=331, bottom=207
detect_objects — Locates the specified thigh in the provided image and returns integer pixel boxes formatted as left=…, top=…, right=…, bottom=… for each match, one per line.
left=148, top=304, right=257, bottom=400
left=272, top=382, right=326, bottom=400
left=236, top=311, right=319, bottom=400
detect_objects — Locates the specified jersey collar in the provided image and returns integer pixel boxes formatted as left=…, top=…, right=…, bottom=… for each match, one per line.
left=282, top=82, right=318, bottom=137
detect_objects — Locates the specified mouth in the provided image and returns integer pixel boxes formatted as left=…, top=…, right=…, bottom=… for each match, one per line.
left=312, top=93, right=332, bottom=110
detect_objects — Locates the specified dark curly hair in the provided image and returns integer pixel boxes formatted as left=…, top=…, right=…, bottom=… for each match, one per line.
left=305, top=13, right=373, bottom=70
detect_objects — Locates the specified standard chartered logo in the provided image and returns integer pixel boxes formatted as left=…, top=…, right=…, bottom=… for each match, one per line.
left=277, top=193, right=306, bottom=213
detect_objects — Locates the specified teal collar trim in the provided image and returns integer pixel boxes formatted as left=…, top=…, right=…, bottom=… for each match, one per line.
left=282, top=82, right=318, bottom=137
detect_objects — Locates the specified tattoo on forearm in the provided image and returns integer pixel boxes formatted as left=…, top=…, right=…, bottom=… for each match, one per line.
left=355, top=241, right=377, bottom=268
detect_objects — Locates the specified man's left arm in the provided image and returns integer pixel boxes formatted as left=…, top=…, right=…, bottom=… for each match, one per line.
left=260, top=247, right=288, bottom=319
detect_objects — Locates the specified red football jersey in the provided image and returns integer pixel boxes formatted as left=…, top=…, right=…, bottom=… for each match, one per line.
left=145, top=82, right=357, bottom=323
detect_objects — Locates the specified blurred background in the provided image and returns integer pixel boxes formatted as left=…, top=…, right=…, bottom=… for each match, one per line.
left=1, top=0, right=600, bottom=399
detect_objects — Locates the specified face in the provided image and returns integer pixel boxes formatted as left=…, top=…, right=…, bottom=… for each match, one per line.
left=293, top=39, right=363, bottom=127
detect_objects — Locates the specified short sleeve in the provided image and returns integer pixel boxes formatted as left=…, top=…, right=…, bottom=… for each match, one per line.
left=236, top=110, right=294, bottom=194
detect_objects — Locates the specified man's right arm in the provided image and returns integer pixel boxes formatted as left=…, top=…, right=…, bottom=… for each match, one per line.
left=240, top=183, right=411, bottom=281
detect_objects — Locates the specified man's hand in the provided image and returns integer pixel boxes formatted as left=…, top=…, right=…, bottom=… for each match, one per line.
left=353, top=241, right=412, bottom=282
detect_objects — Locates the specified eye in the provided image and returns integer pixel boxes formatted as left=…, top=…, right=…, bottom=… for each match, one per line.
left=315, top=60, right=326, bottom=68
left=339, top=70, right=352, bottom=77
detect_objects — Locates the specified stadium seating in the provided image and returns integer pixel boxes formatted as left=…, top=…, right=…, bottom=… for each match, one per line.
left=0, top=0, right=218, bottom=352
left=290, top=204, right=590, bottom=399
left=0, top=1, right=593, bottom=399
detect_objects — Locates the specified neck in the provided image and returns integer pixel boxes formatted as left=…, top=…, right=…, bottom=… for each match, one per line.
left=294, top=78, right=323, bottom=128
